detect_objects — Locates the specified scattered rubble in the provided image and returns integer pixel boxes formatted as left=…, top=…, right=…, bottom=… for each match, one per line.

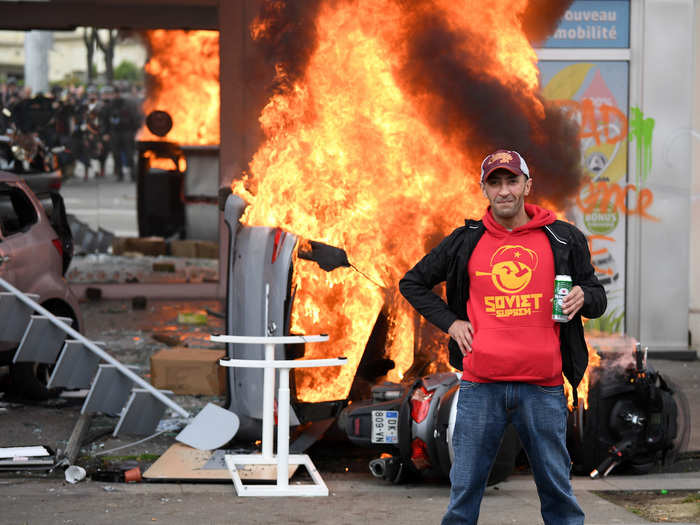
left=596, top=490, right=700, bottom=523
left=66, top=254, right=218, bottom=284
left=64, top=465, right=86, bottom=483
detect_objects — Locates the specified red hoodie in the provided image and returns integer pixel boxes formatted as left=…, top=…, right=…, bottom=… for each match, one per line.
left=462, top=204, right=563, bottom=386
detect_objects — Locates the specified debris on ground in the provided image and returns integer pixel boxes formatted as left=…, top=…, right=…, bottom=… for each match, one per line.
left=152, top=333, right=181, bottom=346
left=132, top=296, right=147, bottom=310
left=0, top=445, right=54, bottom=470
left=177, top=311, right=208, bottom=325
left=124, top=466, right=142, bottom=482
left=596, top=490, right=700, bottom=523
left=66, top=254, right=218, bottom=284
left=64, top=465, right=86, bottom=483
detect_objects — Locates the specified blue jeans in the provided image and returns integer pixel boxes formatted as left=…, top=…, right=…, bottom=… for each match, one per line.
left=442, top=381, right=584, bottom=525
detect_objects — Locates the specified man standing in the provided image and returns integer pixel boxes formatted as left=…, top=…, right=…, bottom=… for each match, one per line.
left=101, top=84, right=140, bottom=181
left=399, top=150, right=606, bottom=524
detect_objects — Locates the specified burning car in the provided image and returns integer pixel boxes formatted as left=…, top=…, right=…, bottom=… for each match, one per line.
left=221, top=191, right=688, bottom=483
left=221, top=192, right=476, bottom=443
left=218, top=191, right=518, bottom=484
left=222, top=193, right=348, bottom=439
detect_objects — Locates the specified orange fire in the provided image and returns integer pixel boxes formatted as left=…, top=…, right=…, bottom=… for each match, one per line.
left=141, top=150, right=187, bottom=172
left=564, top=346, right=601, bottom=410
left=141, top=6, right=601, bottom=406
left=140, top=30, right=220, bottom=145
left=232, top=0, right=547, bottom=402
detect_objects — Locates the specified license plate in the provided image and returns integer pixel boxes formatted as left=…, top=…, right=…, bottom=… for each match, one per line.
left=371, top=410, right=399, bottom=444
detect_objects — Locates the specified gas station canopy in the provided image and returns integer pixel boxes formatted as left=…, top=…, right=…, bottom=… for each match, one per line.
left=0, top=0, right=218, bottom=30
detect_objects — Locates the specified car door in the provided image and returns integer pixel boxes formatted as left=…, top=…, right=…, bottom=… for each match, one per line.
left=0, top=230, right=15, bottom=284
left=0, top=186, right=18, bottom=284
left=0, top=182, right=41, bottom=293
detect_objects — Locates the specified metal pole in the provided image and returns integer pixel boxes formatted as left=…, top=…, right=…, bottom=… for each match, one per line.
left=264, top=283, right=270, bottom=336
left=276, top=367, right=290, bottom=488
left=261, top=342, right=275, bottom=459
left=261, top=282, right=274, bottom=458
left=0, top=277, right=189, bottom=418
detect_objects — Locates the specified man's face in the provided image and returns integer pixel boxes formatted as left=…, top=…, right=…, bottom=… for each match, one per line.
left=481, top=169, right=532, bottom=220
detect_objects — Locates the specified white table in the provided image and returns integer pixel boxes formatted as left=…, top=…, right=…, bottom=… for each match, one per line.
left=211, top=334, right=346, bottom=496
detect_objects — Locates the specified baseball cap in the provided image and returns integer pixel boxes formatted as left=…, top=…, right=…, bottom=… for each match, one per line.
left=480, top=149, right=530, bottom=183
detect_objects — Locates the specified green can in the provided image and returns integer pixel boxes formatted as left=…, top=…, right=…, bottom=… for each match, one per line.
left=552, top=274, right=572, bottom=323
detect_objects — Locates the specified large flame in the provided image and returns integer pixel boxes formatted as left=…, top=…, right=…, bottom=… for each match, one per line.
left=140, top=30, right=220, bottom=145
left=140, top=4, right=598, bottom=406
left=564, top=346, right=601, bottom=410
left=233, top=0, right=548, bottom=402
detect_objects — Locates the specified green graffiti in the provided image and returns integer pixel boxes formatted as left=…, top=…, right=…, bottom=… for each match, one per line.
left=629, top=107, right=655, bottom=186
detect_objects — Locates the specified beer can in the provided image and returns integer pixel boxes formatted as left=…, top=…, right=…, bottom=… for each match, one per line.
left=552, top=274, right=572, bottom=322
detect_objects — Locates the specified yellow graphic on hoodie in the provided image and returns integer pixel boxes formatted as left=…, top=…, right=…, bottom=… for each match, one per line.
left=475, top=245, right=543, bottom=318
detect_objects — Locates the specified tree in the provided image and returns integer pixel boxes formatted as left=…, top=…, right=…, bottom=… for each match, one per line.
left=114, top=60, right=142, bottom=83
left=82, top=27, right=98, bottom=84
left=95, top=29, right=120, bottom=84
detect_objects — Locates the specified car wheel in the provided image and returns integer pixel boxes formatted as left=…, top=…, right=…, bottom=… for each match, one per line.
left=7, top=302, right=78, bottom=401
left=8, top=361, right=60, bottom=400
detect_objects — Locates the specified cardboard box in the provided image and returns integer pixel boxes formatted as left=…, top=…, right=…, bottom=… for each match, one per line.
left=150, top=347, right=226, bottom=396
left=112, top=237, right=168, bottom=256
left=111, top=236, right=129, bottom=256
left=196, top=241, right=219, bottom=259
left=169, top=239, right=198, bottom=258
left=170, top=240, right=219, bottom=259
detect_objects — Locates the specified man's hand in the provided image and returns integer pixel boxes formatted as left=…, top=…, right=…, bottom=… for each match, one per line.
left=448, top=320, right=474, bottom=356
left=561, top=285, right=585, bottom=320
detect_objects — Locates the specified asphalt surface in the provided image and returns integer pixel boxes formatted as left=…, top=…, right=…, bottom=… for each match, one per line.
left=61, top=172, right=139, bottom=238
left=2, top=474, right=692, bottom=525
left=1, top=298, right=699, bottom=524
left=1, top=473, right=699, bottom=524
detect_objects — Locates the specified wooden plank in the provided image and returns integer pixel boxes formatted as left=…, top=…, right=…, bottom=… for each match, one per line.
left=143, top=443, right=297, bottom=481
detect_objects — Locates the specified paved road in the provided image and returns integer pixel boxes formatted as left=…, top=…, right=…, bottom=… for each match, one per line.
left=1, top=299, right=699, bottom=524
left=3, top=474, right=684, bottom=525
left=61, top=176, right=139, bottom=238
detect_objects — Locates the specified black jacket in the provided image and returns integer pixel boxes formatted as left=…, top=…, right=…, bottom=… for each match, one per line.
left=399, top=218, right=607, bottom=402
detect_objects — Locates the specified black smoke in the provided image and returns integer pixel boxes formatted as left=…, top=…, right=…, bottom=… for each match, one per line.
left=394, top=0, right=581, bottom=208
left=520, top=0, right=573, bottom=45
left=252, top=0, right=326, bottom=92
left=252, top=0, right=581, bottom=208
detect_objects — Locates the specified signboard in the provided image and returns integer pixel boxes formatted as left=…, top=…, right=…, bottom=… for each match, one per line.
left=538, top=61, right=630, bottom=333
left=544, top=1, right=630, bottom=48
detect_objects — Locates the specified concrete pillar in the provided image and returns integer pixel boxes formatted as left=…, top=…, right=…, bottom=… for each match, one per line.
left=632, top=0, right=694, bottom=356
left=24, top=30, right=52, bottom=96
left=690, top=1, right=700, bottom=353
left=217, top=0, right=272, bottom=297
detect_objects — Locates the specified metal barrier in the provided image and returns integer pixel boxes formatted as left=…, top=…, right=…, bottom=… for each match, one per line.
left=0, top=276, right=189, bottom=439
